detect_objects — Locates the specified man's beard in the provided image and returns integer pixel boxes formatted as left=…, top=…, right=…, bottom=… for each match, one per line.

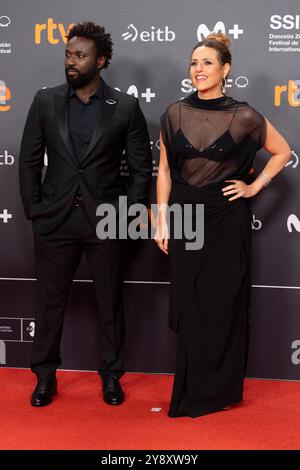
left=65, top=62, right=99, bottom=89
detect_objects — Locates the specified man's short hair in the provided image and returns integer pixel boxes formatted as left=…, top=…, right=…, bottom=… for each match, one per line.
left=67, top=21, right=113, bottom=68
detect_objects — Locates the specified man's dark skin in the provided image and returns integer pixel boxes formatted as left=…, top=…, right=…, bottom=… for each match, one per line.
left=65, top=36, right=106, bottom=103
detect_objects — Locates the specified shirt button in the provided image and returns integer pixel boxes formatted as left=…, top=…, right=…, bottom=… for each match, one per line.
left=78, top=169, right=83, bottom=174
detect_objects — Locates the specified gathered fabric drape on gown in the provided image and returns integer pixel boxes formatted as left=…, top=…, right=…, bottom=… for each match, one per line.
left=161, top=93, right=266, bottom=418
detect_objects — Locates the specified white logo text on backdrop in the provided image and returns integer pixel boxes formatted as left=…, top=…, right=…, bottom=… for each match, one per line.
left=122, top=24, right=175, bottom=42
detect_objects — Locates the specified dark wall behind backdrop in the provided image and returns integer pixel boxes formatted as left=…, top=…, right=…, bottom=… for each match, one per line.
left=0, top=0, right=299, bottom=379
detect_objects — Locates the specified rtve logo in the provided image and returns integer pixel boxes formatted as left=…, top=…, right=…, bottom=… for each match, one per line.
left=274, top=80, right=300, bottom=107
left=35, top=18, right=74, bottom=44
left=197, top=21, right=244, bottom=41
left=0, top=80, right=11, bottom=112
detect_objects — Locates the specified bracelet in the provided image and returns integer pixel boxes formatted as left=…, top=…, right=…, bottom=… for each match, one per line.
left=256, top=170, right=272, bottom=188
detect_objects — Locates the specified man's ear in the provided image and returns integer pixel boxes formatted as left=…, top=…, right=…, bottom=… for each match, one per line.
left=98, top=56, right=107, bottom=69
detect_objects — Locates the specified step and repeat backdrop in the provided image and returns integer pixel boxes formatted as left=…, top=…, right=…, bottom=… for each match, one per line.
left=0, top=0, right=299, bottom=379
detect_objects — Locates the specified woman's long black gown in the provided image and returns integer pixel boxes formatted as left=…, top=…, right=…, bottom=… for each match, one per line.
left=161, top=93, right=266, bottom=418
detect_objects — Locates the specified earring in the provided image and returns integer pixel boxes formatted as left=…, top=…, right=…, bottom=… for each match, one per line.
left=221, top=77, right=227, bottom=94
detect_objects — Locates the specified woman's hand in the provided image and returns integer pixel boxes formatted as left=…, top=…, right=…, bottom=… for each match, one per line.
left=154, top=221, right=169, bottom=255
left=222, top=179, right=258, bottom=201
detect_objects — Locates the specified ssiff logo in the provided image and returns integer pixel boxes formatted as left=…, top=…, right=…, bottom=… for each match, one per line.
left=35, top=18, right=74, bottom=44
left=270, top=15, right=300, bottom=30
left=0, top=80, right=11, bottom=111
left=181, top=75, right=249, bottom=95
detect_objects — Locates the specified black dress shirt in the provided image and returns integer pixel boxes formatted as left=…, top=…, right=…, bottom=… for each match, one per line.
left=68, top=80, right=104, bottom=162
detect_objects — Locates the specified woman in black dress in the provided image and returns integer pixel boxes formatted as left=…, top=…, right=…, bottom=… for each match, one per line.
left=155, top=33, right=291, bottom=418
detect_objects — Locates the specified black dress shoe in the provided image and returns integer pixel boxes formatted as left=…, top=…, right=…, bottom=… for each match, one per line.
left=31, top=378, right=57, bottom=407
left=102, top=376, right=124, bottom=406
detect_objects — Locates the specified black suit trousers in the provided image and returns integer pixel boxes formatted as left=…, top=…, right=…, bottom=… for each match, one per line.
left=31, top=205, right=125, bottom=380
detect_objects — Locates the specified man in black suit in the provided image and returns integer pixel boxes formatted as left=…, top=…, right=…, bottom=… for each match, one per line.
left=19, top=22, right=152, bottom=407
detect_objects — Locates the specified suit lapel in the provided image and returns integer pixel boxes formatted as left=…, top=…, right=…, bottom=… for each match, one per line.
left=83, top=81, right=119, bottom=160
left=54, top=86, right=78, bottom=166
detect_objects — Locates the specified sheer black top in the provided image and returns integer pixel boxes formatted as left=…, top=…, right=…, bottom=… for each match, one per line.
left=161, top=93, right=267, bottom=187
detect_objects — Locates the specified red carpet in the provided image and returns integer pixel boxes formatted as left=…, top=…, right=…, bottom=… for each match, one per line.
left=0, top=368, right=299, bottom=450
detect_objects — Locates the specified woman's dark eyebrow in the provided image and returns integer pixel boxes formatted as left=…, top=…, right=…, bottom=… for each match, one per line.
left=191, top=57, right=212, bottom=61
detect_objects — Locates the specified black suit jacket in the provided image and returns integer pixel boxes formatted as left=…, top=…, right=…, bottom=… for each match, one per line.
left=19, top=81, right=152, bottom=235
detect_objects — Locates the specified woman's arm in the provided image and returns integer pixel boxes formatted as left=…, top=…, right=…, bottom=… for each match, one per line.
left=223, top=118, right=292, bottom=201
left=155, top=133, right=172, bottom=254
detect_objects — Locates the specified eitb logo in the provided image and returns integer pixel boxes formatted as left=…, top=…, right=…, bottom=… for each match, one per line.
left=122, top=24, right=175, bottom=42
